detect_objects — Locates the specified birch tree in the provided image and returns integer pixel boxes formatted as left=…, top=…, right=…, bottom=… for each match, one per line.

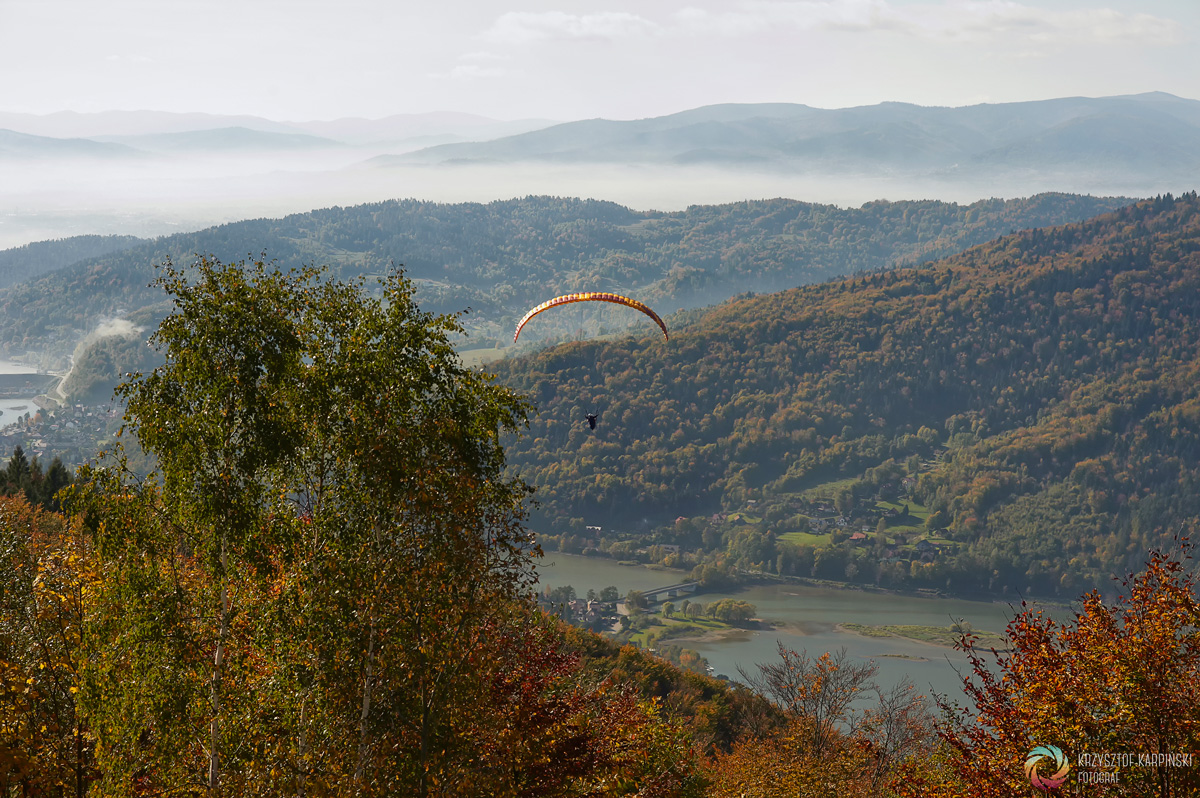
left=78, top=256, right=535, bottom=796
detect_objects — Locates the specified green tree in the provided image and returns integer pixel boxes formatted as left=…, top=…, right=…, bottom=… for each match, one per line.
left=38, top=457, right=74, bottom=512
left=925, top=509, right=949, bottom=532
left=77, top=256, right=536, bottom=796
left=546, top=585, right=577, bottom=623
left=706, top=598, right=757, bottom=625
left=4, top=446, right=30, bottom=486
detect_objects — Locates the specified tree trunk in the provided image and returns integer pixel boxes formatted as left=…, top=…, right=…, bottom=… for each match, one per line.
left=209, top=539, right=230, bottom=795
left=296, top=690, right=308, bottom=798
left=354, top=618, right=377, bottom=785
left=76, top=718, right=84, bottom=798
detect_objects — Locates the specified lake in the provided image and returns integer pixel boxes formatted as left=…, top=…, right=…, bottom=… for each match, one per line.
left=0, top=399, right=36, bottom=430
left=0, top=360, right=42, bottom=431
left=535, top=553, right=1037, bottom=705
left=0, top=358, right=56, bottom=430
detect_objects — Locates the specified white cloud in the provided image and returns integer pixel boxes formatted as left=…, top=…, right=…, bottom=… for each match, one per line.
left=481, top=11, right=660, bottom=45
left=673, top=1, right=1183, bottom=45
left=675, top=1, right=911, bottom=36
left=909, top=2, right=1183, bottom=44
left=435, top=50, right=510, bottom=81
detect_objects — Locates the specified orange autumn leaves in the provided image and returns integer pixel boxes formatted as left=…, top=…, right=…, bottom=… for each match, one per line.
left=898, top=541, right=1200, bottom=797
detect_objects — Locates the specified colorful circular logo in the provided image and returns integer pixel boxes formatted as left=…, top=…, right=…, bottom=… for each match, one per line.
left=1026, top=745, right=1070, bottom=790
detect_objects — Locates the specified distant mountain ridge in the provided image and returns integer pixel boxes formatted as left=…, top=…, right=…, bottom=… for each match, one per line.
left=94, top=127, right=346, bottom=154
left=0, top=129, right=144, bottom=160
left=390, top=93, right=1200, bottom=183
left=0, top=110, right=558, bottom=149
left=1, top=93, right=1193, bottom=250
left=4, top=92, right=1198, bottom=176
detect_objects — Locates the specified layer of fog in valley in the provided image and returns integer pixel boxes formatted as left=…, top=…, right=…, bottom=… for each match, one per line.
left=1, top=156, right=1178, bottom=251
left=9, top=94, right=1200, bottom=249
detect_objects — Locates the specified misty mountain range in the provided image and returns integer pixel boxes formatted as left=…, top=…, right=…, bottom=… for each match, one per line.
left=390, top=92, right=1200, bottom=179
left=4, top=93, right=1200, bottom=180
left=2, top=92, right=1198, bottom=253
left=0, top=110, right=557, bottom=156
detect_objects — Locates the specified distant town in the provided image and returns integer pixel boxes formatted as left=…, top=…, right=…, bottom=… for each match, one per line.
left=0, top=400, right=123, bottom=468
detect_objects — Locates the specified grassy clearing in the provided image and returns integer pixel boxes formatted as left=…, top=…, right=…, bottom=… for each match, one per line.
left=841, top=623, right=1007, bottom=649
left=458, top=347, right=507, bottom=367
left=778, top=530, right=834, bottom=547
left=877, top=499, right=930, bottom=520
left=872, top=500, right=930, bottom=535
left=841, top=624, right=893, bottom=638
left=799, top=477, right=858, bottom=502
left=629, top=614, right=729, bottom=647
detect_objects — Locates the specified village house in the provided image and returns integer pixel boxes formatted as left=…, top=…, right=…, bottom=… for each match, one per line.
left=915, top=539, right=941, bottom=561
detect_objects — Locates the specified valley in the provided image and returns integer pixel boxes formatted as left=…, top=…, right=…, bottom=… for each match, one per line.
left=5, top=192, right=1198, bottom=608
left=8, top=4, right=1200, bottom=791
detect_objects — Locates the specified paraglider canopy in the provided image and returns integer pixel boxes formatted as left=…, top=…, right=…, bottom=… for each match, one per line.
left=513, top=292, right=669, bottom=342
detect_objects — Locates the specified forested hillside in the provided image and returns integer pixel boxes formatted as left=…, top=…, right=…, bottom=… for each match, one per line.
left=494, top=193, right=1200, bottom=599
left=0, top=193, right=1130, bottom=373
left=0, top=234, right=143, bottom=290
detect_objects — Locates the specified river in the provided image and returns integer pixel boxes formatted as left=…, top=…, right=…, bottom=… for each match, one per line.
left=536, top=553, right=1038, bottom=705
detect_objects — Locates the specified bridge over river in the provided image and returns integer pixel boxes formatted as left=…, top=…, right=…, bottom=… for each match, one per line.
left=640, top=582, right=699, bottom=604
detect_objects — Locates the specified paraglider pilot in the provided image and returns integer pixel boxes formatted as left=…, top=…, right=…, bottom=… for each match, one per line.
left=586, top=413, right=597, bottom=430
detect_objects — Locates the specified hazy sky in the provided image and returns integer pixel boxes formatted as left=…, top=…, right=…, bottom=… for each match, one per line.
left=2, top=0, right=1198, bottom=121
